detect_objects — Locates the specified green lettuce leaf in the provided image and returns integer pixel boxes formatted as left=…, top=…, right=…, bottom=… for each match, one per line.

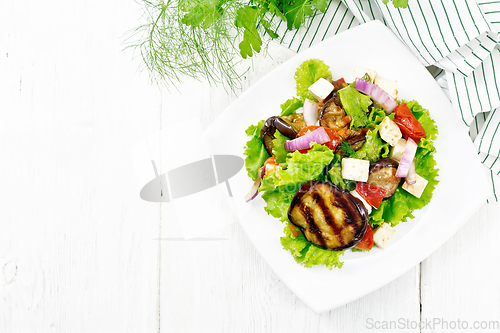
left=326, top=154, right=346, bottom=189
left=366, top=107, right=388, bottom=128
left=338, top=85, right=372, bottom=128
left=280, top=225, right=344, bottom=269
left=350, top=128, right=390, bottom=163
left=244, top=120, right=269, bottom=180
left=280, top=97, right=303, bottom=116
left=272, top=130, right=290, bottom=164
left=276, top=143, right=334, bottom=186
left=295, top=59, right=331, bottom=101
left=261, top=186, right=296, bottom=222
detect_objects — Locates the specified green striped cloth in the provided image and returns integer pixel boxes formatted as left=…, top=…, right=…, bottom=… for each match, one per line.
left=272, top=0, right=500, bottom=202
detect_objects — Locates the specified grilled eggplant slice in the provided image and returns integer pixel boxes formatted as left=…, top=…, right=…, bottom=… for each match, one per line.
left=288, top=181, right=369, bottom=250
left=319, top=99, right=350, bottom=131
left=281, top=113, right=307, bottom=134
left=260, top=116, right=297, bottom=156
left=367, top=158, right=402, bottom=199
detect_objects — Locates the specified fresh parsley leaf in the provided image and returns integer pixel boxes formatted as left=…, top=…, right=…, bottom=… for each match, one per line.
left=283, top=0, right=314, bottom=30
left=382, top=0, right=409, bottom=8
left=235, top=6, right=263, bottom=58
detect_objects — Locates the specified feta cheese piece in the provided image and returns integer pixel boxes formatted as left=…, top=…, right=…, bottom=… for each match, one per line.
left=264, top=162, right=281, bottom=176
left=353, top=66, right=377, bottom=82
left=350, top=190, right=372, bottom=214
left=341, top=158, right=370, bottom=182
left=375, top=77, right=398, bottom=99
left=390, top=138, right=407, bottom=162
left=402, top=174, right=428, bottom=198
left=373, top=223, right=396, bottom=249
left=379, top=116, right=402, bottom=146
left=308, top=78, right=334, bottom=102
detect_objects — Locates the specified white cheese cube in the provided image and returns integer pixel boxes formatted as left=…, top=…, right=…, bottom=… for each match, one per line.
left=350, top=190, right=372, bottom=214
left=352, top=66, right=377, bottom=82
left=341, top=158, right=370, bottom=182
left=379, top=116, right=402, bottom=147
left=402, top=174, right=428, bottom=198
left=390, top=138, right=407, bottom=162
left=308, top=78, right=334, bottom=102
left=373, top=223, right=396, bottom=249
left=375, top=77, right=398, bottom=99
left=264, top=163, right=281, bottom=176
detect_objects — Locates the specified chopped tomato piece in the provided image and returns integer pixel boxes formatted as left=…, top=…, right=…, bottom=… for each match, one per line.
left=355, top=182, right=387, bottom=209
left=296, top=126, right=340, bottom=152
left=332, top=77, right=346, bottom=89
left=393, top=103, right=426, bottom=143
left=263, top=156, right=280, bottom=176
left=289, top=223, right=301, bottom=237
left=355, top=224, right=373, bottom=250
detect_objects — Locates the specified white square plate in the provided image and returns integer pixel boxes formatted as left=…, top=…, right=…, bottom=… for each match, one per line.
left=204, top=20, right=489, bottom=313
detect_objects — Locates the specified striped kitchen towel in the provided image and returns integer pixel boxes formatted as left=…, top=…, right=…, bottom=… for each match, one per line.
left=271, top=0, right=500, bottom=202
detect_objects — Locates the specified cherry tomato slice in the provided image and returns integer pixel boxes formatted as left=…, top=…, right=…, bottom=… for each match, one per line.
left=354, top=224, right=373, bottom=250
left=289, top=223, right=301, bottom=237
left=332, top=77, right=346, bottom=89
left=393, top=103, right=426, bottom=143
left=296, top=126, right=340, bottom=152
left=355, top=182, right=387, bottom=209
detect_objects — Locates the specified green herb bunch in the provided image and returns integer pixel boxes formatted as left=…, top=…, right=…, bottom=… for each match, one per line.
left=128, top=0, right=407, bottom=91
left=128, top=0, right=328, bottom=91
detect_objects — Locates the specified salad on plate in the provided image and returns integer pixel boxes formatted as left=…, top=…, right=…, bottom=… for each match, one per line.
left=243, top=59, right=439, bottom=270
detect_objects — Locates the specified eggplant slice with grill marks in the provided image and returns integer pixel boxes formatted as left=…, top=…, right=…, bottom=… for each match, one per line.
left=288, top=181, right=369, bottom=250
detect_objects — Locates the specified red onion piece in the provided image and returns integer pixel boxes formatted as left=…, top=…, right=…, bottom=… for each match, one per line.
left=303, top=99, right=319, bottom=126
left=354, top=78, right=398, bottom=112
left=245, top=166, right=265, bottom=202
left=396, top=138, right=418, bottom=177
left=405, top=159, right=417, bottom=185
left=284, top=127, right=330, bottom=151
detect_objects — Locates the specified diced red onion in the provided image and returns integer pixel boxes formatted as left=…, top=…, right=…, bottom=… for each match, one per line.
left=303, top=99, right=319, bottom=126
left=405, top=159, right=417, bottom=185
left=284, top=127, right=330, bottom=151
left=245, top=166, right=265, bottom=202
left=354, top=78, right=398, bottom=112
left=396, top=138, right=418, bottom=177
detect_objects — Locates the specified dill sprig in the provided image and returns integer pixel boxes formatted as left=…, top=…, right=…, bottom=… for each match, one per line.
left=126, top=0, right=275, bottom=93
left=338, top=135, right=356, bottom=156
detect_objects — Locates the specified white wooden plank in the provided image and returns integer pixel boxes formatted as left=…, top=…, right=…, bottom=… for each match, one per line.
left=421, top=203, right=500, bottom=332
left=0, top=0, right=161, bottom=331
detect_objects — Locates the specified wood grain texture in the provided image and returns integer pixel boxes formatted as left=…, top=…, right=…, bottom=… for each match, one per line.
left=0, top=0, right=499, bottom=332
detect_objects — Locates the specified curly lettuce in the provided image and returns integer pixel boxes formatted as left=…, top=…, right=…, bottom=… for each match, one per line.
left=294, top=59, right=331, bottom=101
left=271, top=130, right=290, bottom=164
left=326, top=154, right=346, bottom=189
left=277, top=144, right=333, bottom=185
left=350, top=128, right=390, bottom=163
left=244, top=120, right=269, bottom=180
left=281, top=225, right=344, bottom=269
left=279, top=97, right=303, bottom=116
left=337, top=84, right=372, bottom=128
